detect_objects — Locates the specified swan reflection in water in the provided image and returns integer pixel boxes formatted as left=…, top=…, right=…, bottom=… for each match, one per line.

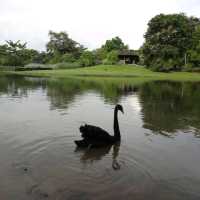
left=75, top=142, right=121, bottom=170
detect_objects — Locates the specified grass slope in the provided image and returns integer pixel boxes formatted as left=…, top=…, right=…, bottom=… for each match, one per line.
left=4, top=64, right=200, bottom=81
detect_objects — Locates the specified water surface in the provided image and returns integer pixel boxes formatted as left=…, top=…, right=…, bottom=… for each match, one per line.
left=0, top=75, right=200, bottom=200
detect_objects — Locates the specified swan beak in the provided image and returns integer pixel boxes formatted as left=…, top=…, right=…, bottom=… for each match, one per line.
left=121, top=109, right=124, bottom=114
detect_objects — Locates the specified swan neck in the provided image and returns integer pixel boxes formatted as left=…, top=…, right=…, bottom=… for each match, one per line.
left=114, top=107, right=120, bottom=140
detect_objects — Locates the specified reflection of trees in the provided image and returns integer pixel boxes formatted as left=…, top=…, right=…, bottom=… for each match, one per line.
left=0, top=75, right=47, bottom=97
left=139, top=81, right=200, bottom=136
left=0, top=75, right=139, bottom=110
left=2, top=75, right=200, bottom=137
left=45, top=77, right=139, bottom=110
left=46, top=78, right=82, bottom=110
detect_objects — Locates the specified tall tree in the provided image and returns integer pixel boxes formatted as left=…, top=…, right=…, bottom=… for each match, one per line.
left=142, top=13, right=200, bottom=71
left=187, top=25, right=200, bottom=68
left=0, top=40, right=41, bottom=66
left=79, top=51, right=95, bottom=67
left=4, top=40, right=27, bottom=66
left=46, top=31, right=85, bottom=61
left=101, top=36, right=128, bottom=53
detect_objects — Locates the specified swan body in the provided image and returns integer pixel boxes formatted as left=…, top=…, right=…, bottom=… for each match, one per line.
left=74, top=104, right=124, bottom=148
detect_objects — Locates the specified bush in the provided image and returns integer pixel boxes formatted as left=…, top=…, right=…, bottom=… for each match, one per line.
left=183, top=67, right=200, bottom=72
left=187, top=49, right=200, bottom=68
left=149, top=57, right=182, bottom=72
left=48, top=53, right=62, bottom=64
left=61, top=53, right=76, bottom=63
left=103, top=50, right=119, bottom=65
left=55, top=62, right=81, bottom=69
left=15, top=63, right=54, bottom=71
left=79, top=51, right=96, bottom=67
left=47, top=52, right=77, bottom=64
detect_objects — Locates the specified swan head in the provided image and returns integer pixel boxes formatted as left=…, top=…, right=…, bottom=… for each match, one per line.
left=116, top=104, right=124, bottom=114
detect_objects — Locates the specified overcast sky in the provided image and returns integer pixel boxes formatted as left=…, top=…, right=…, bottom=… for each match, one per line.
left=0, top=0, right=200, bottom=51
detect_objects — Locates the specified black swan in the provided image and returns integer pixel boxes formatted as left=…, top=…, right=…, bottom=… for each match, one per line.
left=74, top=104, right=124, bottom=148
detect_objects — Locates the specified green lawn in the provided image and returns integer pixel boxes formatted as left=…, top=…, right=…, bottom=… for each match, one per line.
left=4, top=64, right=200, bottom=81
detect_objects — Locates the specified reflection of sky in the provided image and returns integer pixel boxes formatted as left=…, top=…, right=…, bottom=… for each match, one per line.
left=127, top=95, right=141, bottom=113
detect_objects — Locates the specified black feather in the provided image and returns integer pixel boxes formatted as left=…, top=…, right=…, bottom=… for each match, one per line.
left=80, top=124, right=112, bottom=141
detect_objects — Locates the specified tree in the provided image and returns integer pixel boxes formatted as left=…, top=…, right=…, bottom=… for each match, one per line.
left=95, top=36, right=128, bottom=64
left=187, top=25, right=200, bottom=68
left=101, top=36, right=128, bottom=53
left=93, top=48, right=107, bottom=62
left=142, top=13, right=200, bottom=71
left=46, top=31, right=85, bottom=62
left=0, top=40, right=29, bottom=66
left=0, top=44, right=9, bottom=65
left=61, top=53, right=76, bottom=63
left=0, top=40, right=42, bottom=66
left=79, top=51, right=95, bottom=67
left=32, top=51, right=50, bottom=64
left=103, top=50, right=119, bottom=65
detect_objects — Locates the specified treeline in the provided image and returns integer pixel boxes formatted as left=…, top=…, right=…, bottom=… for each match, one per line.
left=0, top=40, right=43, bottom=67
left=0, top=31, right=129, bottom=69
left=0, top=13, right=200, bottom=72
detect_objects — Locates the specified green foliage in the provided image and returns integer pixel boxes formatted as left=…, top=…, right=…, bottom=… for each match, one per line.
left=0, top=40, right=42, bottom=67
left=187, top=25, right=200, bottom=68
left=10, top=65, right=200, bottom=82
left=4, top=40, right=27, bottom=66
left=187, top=49, right=200, bottom=68
left=61, top=53, right=76, bottom=63
left=97, top=36, right=128, bottom=64
left=103, top=50, right=119, bottom=65
left=101, top=37, right=128, bottom=53
left=93, top=48, right=107, bottom=63
left=47, top=31, right=77, bottom=54
left=48, top=52, right=77, bottom=64
left=55, top=62, right=81, bottom=69
left=79, top=51, right=96, bottom=67
left=32, top=51, right=50, bottom=64
left=48, top=52, right=62, bottom=64
left=46, top=31, right=85, bottom=62
left=142, top=13, right=200, bottom=71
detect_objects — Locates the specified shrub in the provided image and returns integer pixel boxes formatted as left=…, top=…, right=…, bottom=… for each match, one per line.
left=103, top=50, right=119, bottom=65
left=79, top=51, right=96, bottom=67
left=56, top=62, right=81, bottom=69
left=61, top=53, right=76, bottom=63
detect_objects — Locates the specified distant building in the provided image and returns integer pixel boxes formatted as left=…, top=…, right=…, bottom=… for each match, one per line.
left=118, top=50, right=140, bottom=64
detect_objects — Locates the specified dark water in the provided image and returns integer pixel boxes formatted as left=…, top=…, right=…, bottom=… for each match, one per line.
left=0, top=75, right=200, bottom=200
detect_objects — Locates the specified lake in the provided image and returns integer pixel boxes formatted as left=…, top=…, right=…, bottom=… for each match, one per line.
left=0, top=75, right=200, bottom=200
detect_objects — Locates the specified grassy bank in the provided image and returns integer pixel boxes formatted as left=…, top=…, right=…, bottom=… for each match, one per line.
left=3, top=64, right=200, bottom=81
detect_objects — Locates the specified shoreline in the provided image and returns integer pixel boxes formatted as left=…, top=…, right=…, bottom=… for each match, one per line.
left=2, top=65, right=200, bottom=82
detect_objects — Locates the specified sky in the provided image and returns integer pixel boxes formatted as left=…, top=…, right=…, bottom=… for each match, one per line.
left=0, top=0, right=200, bottom=51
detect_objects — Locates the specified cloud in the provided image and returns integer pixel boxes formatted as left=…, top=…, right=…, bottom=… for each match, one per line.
left=0, top=0, right=199, bottom=51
